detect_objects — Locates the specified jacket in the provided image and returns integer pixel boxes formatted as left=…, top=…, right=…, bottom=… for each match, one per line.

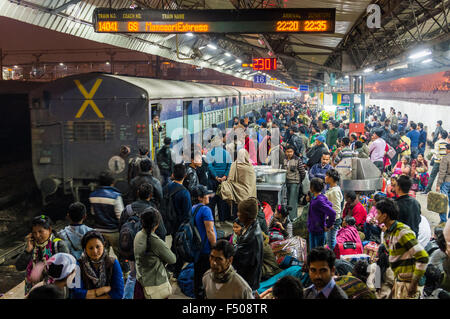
left=89, top=186, right=124, bottom=231
left=129, top=172, right=163, bottom=208
left=309, top=163, right=332, bottom=182
left=233, top=220, right=264, bottom=291
left=304, top=281, right=348, bottom=299
left=72, top=257, right=124, bottom=299
left=58, top=224, right=93, bottom=260
left=342, top=201, right=367, bottom=229
left=326, top=128, right=339, bottom=149
left=206, top=147, right=232, bottom=179
left=287, top=133, right=304, bottom=157
left=283, top=155, right=306, bottom=184
left=134, top=230, right=176, bottom=287
left=355, top=147, right=369, bottom=159
left=395, top=195, right=421, bottom=236
left=15, top=238, right=70, bottom=271
left=306, top=144, right=329, bottom=168
left=437, top=153, right=450, bottom=188
left=157, top=145, right=174, bottom=173
left=183, top=164, right=200, bottom=194
left=307, top=194, right=336, bottom=234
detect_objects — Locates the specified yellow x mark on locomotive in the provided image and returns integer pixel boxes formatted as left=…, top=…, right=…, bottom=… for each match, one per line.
left=74, top=79, right=104, bottom=118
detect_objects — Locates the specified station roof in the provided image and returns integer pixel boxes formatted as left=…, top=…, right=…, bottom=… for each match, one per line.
left=1, top=0, right=449, bottom=88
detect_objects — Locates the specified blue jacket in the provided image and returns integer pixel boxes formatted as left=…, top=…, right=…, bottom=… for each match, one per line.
left=309, top=163, right=332, bottom=181
left=419, top=129, right=427, bottom=148
left=71, top=259, right=124, bottom=299
left=89, top=186, right=123, bottom=231
left=307, top=194, right=336, bottom=234
left=206, top=147, right=232, bottom=179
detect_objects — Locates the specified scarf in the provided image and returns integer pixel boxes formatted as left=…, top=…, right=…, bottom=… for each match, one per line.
left=80, top=251, right=108, bottom=289
left=212, top=265, right=236, bottom=284
left=25, top=234, right=56, bottom=294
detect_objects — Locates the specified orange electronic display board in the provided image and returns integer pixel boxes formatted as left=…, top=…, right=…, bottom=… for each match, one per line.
left=93, top=8, right=335, bottom=34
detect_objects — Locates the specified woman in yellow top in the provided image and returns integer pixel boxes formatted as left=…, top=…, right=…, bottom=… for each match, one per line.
left=399, top=131, right=411, bottom=157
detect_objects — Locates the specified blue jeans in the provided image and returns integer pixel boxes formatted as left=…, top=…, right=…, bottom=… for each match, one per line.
left=123, top=261, right=136, bottom=299
left=309, top=232, right=326, bottom=250
left=326, top=218, right=342, bottom=251
left=439, top=182, right=450, bottom=223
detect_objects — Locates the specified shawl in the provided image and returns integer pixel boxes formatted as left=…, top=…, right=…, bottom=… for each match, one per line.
left=25, top=234, right=56, bottom=294
left=79, top=251, right=108, bottom=289
left=212, top=265, right=237, bottom=283
left=227, top=149, right=257, bottom=203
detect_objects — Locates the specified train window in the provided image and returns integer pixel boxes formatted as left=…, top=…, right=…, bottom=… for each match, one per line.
left=183, top=101, right=192, bottom=131
left=232, top=97, right=237, bottom=106
left=225, top=97, right=229, bottom=107
left=199, top=100, right=203, bottom=113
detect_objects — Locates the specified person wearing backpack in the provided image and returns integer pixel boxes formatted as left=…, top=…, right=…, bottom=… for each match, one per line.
left=163, top=164, right=192, bottom=278
left=128, top=146, right=150, bottom=184
left=157, top=137, right=174, bottom=187
left=119, top=183, right=167, bottom=299
left=134, top=208, right=176, bottom=299
left=129, top=159, right=163, bottom=208
left=190, top=185, right=217, bottom=299
left=58, top=202, right=93, bottom=260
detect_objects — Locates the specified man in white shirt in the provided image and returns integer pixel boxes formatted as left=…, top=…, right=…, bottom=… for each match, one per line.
left=369, top=130, right=387, bottom=173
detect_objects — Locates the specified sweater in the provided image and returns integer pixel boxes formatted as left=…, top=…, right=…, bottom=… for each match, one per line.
left=437, top=153, right=450, bottom=188
left=202, top=268, right=254, bottom=299
left=307, top=194, right=336, bottom=234
left=206, top=147, right=232, bottom=178
left=325, top=186, right=343, bottom=219
left=342, top=202, right=367, bottom=229
left=383, top=221, right=429, bottom=282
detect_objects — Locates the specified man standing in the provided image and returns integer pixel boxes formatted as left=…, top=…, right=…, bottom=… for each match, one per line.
left=206, top=136, right=232, bottom=223
left=433, top=121, right=445, bottom=146
left=164, top=164, right=192, bottom=278
left=202, top=240, right=254, bottom=299
left=89, top=171, right=124, bottom=266
left=394, top=175, right=422, bottom=237
left=437, top=144, right=450, bottom=225
left=326, top=121, right=339, bottom=150
left=369, top=130, right=387, bottom=173
left=287, top=126, right=304, bottom=158
left=424, top=130, right=448, bottom=194
left=233, top=198, right=264, bottom=292
left=191, top=185, right=217, bottom=299
left=390, top=109, right=398, bottom=127
left=407, top=123, right=420, bottom=159
left=309, top=152, right=332, bottom=182
left=304, top=247, right=348, bottom=299
left=152, top=114, right=163, bottom=152
left=333, top=137, right=357, bottom=166
left=375, top=198, right=429, bottom=299
left=128, top=146, right=150, bottom=183
left=183, top=151, right=202, bottom=196
left=283, top=145, right=306, bottom=220
left=418, top=123, right=427, bottom=156
left=157, top=137, right=174, bottom=187
left=129, top=159, right=163, bottom=209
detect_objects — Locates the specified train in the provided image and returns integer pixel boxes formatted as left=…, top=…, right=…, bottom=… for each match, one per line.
left=29, top=72, right=296, bottom=201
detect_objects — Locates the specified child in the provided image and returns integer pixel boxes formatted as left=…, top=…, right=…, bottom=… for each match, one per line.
left=421, top=264, right=450, bottom=299
left=364, top=193, right=386, bottom=243
left=58, top=202, right=94, bottom=260
left=307, top=178, right=336, bottom=250
left=229, top=218, right=244, bottom=246
left=269, top=205, right=293, bottom=241
left=15, top=215, right=69, bottom=294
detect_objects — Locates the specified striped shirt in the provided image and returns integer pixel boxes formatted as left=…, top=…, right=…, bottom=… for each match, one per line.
left=433, top=139, right=448, bottom=163
left=383, top=221, right=429, bottom=281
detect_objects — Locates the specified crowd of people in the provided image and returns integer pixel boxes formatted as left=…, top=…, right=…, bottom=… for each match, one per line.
left=17, top=100, right=450, bottom=300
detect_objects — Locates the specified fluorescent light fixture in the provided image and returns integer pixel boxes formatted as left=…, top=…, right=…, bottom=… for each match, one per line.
left=344, top=75, right=349, bottom=79
left=236, top=59, right=242, bottom=63
left=106, top=61, right=110, bottom=65
left=391, top=64, right=408, bottom=70
left=225, top=52, right=231, bottom=57
left=14, top=65, right=18, bottom=68
left=364, top=68, right=373, bottom=73
left=409, top=49, right=432, bottom=59
left=421, top=58, right=432, bottom=64
left=185, top=32, right=194, bottom=37
left=59, top=63, right=64, bottom=66
left=207, top=44, right=217, bottom=50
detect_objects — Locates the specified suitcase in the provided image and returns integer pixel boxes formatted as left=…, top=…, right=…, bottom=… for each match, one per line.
left=427, top=191, right=449, bottom=214
left=340, top=254, right=371, bottom=265
left=334, top=241, right=363, bottom=259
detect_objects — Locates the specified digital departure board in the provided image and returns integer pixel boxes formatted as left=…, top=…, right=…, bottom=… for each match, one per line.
left=93, top=8, right=335, bottom=34
left=252, top=58, right=277, bottom=71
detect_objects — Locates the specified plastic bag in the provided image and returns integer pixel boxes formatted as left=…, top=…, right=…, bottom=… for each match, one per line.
left=270, top=236, right=307, bottom=263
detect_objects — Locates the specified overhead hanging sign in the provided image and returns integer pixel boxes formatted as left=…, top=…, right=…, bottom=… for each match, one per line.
left=254, top=75, right=267, bottom=83
left=93, top=8, right=336, bottom=34
left=299, top=85, right=309, bottom=91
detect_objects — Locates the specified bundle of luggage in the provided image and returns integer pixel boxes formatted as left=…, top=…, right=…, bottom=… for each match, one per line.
left=270, top=236, right=308, bottom=264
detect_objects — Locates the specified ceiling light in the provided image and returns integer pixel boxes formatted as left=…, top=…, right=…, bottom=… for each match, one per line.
left=391, top=64, right=408, bottom=70
left=106, top=61, right=110, bottom=65
left=421, top=58, right=432, bottom=64
left=364, top=68, right=373, bottom=73
left=344, top=75, right=349, bottom=79
left=186, top=32, right=194, bottom=37
left=59, top=63, right=64, bottom=66
left=236, top=59, right=242, bottom=63
left=207, top=44, right=217, bottom=50
left=409, top=49, right=432, bottom=59
left=13, top=65, right=18, bottom=68
left=225, top=52, right=231, bottom=57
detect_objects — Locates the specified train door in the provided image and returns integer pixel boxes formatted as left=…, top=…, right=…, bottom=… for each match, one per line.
left=183, top=100, right=192, bottom=140
left=233, top=96, right=237, bottom=118
left=150, top=102, right=162, bottom=160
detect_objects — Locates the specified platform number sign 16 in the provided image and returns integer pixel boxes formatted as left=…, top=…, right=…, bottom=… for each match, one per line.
left=254, top=75, right=266, bottom=84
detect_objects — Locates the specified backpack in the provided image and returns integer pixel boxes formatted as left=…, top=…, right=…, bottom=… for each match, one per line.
left=157, top=147, right=172, bottom=171
left=128, top=156, right=144, bottom=182
left=172, top=204, right=206, bottom=263
left=177, top=263, right=195, bottom=298
left=119, top=205, right=142, bottom=261
left=160, top=184, right=184, bottom=234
